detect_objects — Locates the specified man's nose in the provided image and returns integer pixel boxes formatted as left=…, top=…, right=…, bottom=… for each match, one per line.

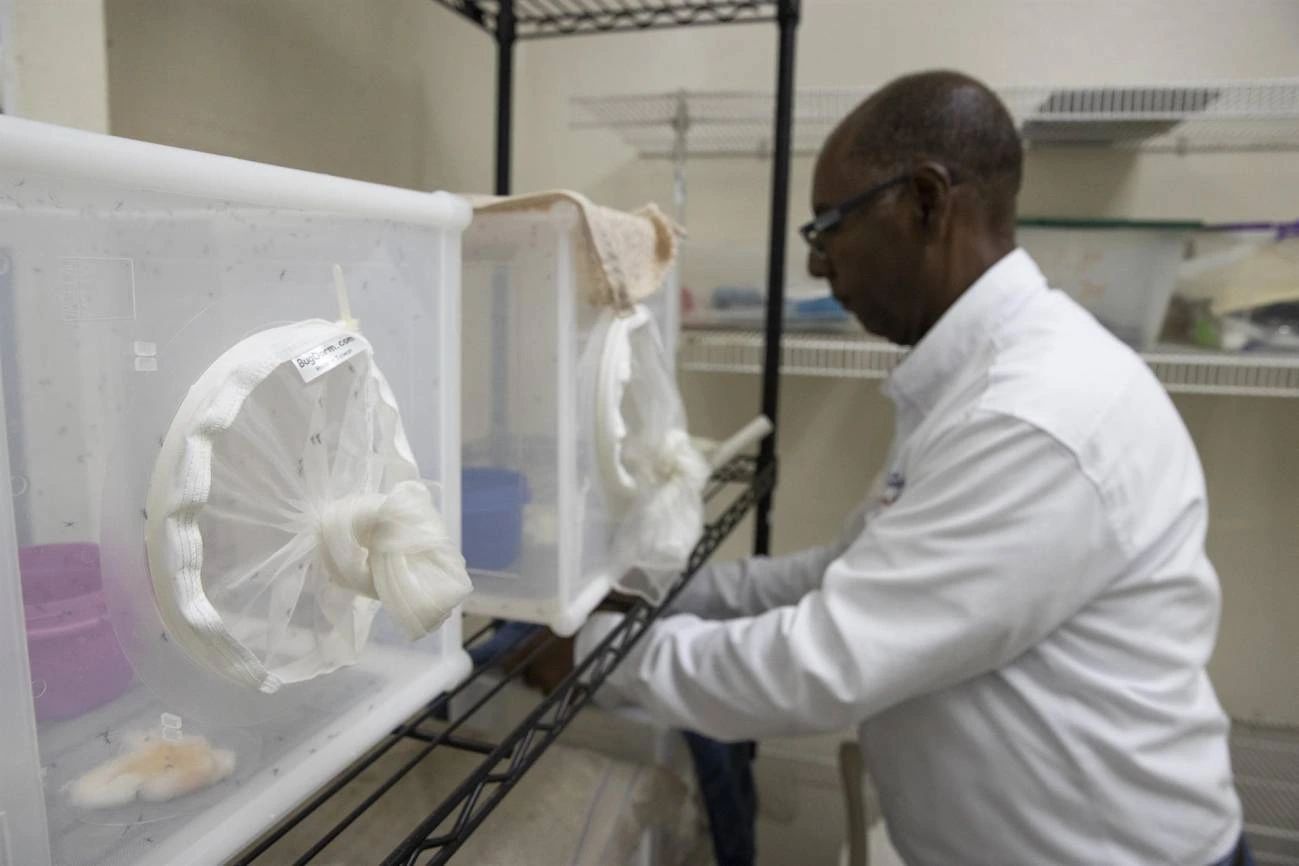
left=807, top=249, right=830, bottom=280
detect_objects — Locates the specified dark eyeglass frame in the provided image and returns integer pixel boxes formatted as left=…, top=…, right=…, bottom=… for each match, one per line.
left=800, top=169, right=962, bottom=251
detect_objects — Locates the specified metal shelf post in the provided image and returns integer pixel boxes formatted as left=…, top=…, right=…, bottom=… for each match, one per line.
left=754, top=0, right=799, bottom=555
left=494, top=0, right=515, bottom=195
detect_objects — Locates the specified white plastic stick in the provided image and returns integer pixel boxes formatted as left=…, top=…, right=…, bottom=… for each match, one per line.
left=333, top=264, right=359, bottom=330
left=708, top=415, right=774, bottom=470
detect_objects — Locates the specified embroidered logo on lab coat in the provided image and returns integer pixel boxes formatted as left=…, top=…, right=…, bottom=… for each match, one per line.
left=882, top=471, right=905, bottom=505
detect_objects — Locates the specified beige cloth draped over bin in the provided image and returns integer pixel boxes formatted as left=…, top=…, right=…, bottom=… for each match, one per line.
left=466, top=190, right=681, bottom=311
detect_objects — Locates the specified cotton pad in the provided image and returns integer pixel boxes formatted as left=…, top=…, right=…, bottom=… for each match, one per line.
left=67, top=732, right=236, bottom=809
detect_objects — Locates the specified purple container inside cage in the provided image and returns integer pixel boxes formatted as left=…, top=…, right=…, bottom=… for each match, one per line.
left=21, top=543, right=134, bottom=722
left=462, top=468, right=531, bottom=572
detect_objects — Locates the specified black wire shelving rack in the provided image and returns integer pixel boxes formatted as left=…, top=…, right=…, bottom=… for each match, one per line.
left=235, top=0, right=799, bottom=860
left=233, top=456, right=775, bottom=865
left=432, top=0, right=783, bottom=38
left=433, top=0, right=799, bottom=559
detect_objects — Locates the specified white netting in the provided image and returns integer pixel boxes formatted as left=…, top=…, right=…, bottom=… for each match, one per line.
left=146, top=320, right=471, bottom=693
left=586, top=306, right=708, bottom=603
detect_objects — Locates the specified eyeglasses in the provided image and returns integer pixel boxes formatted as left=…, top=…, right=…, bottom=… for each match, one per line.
left=800, top=174, right=910, bottom=252
left=800, top=169, right=962, bottom=252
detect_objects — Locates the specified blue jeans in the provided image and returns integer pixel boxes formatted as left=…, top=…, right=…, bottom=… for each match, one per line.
left=1211, top=833, right=1256, bottom=866
left=466, top=620, right=542, bottom=668
left=682, top=732, right=757, bottom=866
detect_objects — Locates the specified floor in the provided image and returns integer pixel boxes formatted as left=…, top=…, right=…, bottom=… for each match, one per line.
left=238, top=682, right=884, bottom=866
left=237, top=681, right=1297, bottom=866
left=755, top=721, right=1299, bottom=866
left=752, top=735, right=903, bottom=866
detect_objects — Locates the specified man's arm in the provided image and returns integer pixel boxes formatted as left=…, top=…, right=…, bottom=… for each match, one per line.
left=664, top=542, right=847, bottom=621
left=582, top=411, right=1123, bottom=740
left=664, top=462, right=888, bottom=620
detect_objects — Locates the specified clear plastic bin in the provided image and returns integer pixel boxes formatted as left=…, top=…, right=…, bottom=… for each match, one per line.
left=645, top=259, right=681, bottom=370
left=460, top=204, right=677, bottom=635
left=1018, top=219, right=1197, bottom=349
left=0, top=117, right=472, bottom=866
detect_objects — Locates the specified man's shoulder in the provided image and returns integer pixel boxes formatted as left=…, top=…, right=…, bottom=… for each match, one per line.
left=975, top=291, right=1177, bottom=459
left=961, top=291, right=1209, bottom=558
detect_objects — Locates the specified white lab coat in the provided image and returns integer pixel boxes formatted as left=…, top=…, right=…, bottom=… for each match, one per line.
left=579, top=250, right=1243, bottom=865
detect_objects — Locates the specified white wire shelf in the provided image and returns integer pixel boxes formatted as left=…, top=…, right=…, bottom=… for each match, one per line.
left=1232, top=722, right=1299, bottom=865
left=571, top=80, right=1299, bottom=157
left=678, top=328, right=1299, bottom=398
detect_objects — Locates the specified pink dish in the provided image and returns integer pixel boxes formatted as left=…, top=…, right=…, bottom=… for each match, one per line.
left=21, top=543, right=134, bottom=722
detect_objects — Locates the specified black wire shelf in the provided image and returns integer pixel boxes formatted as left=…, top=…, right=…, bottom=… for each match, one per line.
left=431, top=0, right=780, bottom=39
left=234, top=454, right=775, bottom=866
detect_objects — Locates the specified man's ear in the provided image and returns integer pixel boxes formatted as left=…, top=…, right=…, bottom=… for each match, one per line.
left=907, top=162, right=956, bottom=235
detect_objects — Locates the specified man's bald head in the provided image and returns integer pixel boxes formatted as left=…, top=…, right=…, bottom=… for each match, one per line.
left=834, top=70, right=1023, bottom=232
left=808, top=71, right=1023, bottom=345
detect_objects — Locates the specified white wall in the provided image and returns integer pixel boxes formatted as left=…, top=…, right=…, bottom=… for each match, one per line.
left=100, top=0, right=1299, bottom=725
left=4, top=0, right=108, bottom=131
left=106, top=0, right=494, bottom=192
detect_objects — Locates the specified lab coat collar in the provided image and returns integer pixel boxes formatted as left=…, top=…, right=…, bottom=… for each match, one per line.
left=884, top=248, right=1045, bottom=416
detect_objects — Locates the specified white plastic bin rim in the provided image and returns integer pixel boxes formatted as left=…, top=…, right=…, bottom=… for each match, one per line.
left=0, top=116, right=472, bottom=229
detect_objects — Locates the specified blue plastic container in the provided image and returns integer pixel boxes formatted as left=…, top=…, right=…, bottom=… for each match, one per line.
left=461, top=467, right=531, bottom=571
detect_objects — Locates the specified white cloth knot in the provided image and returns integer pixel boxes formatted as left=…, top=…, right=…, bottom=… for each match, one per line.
left=649, top=429, right=711, bottom=488
left=317, top=480, right=472, bottom=639
left=614, top=428, right=710, bottom=602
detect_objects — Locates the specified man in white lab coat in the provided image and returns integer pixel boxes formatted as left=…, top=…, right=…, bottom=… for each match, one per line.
left=559, top=70, right=1251, bottom=865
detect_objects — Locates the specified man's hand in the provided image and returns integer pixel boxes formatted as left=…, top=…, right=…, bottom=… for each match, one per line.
left=597, top=590, right=641, bottom=614
left=492, top=628, right=574, bottom=696
left=520, top=634, right=576, bottom=696
left=508, top=592, right=639, bottom=695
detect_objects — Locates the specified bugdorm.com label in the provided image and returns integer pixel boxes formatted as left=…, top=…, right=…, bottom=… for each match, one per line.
left=294, top=334, right=368, bottom=383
